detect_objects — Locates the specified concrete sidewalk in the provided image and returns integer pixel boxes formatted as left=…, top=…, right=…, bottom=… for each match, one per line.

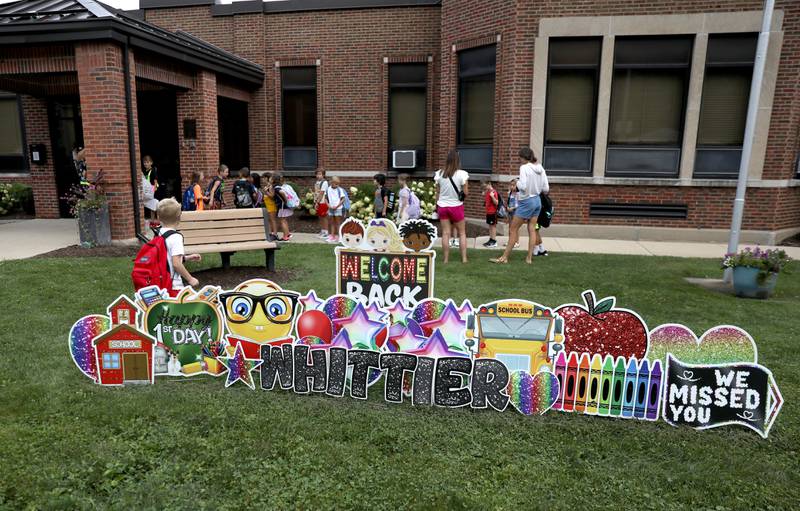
left=286, top=232, right=800, bottom=260
left=0, top=218, right=78, bottom=260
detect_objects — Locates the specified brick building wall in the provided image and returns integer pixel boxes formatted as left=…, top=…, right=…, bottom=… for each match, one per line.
left=176, top=69, right=219, bottom=186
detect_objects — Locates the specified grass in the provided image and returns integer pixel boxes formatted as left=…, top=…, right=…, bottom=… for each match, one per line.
left=0, top=244, right=798, bottom=510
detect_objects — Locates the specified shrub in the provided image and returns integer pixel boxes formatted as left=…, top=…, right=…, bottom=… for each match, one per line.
left=0, top=183, right=34, bottom=216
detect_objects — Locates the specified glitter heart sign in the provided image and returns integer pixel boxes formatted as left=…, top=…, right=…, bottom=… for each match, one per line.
left=649, top=324, right=757, bottom=365
left=507, top=370, right=560, bottom=416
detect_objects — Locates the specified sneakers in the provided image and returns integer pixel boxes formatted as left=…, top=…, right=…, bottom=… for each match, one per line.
left=482, top=239, right=498, bottom=248
left=268, top=233, right=279, bottom=242
left=281, top=234, right=292, bottom=242
left=449, top=238, right=460, bottom=248
left=326, top=235, right=339, bottom=244
left=317, top=231, right=329, bottom=239
left=536, top=249, right=548, bottom=257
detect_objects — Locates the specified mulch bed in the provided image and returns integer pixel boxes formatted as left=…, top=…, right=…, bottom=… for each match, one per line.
left=780, top=233, right=800, bottom=247
left=291, top=214, right=489, bottom=238
left=34, top=244, right=139, bottom=258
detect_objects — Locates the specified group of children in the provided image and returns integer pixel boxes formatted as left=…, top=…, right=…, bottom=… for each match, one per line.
left=481, top=178, right=547, bottom=255
left=312, top=170, right=349, bottom=243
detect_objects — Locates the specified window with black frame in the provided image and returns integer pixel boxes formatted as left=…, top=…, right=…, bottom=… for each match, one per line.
left=218, top=96, right=250, bottom=171
left=694, top=34, right=757, bottom=179
left=389, top=64, right=427, bottom=171
left=544, top=38, right=602, bottom=175
left=607, top=37, right=693, bottom=177
left=281, top=67, right=317, bottom=170
left=457, top=45, right=495, bottom=172
left=0, top=93, right=25, bottom=173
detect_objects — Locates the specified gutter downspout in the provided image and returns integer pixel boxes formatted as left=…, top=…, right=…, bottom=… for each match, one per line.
left=724, top=0, right=774, bottom=282
left=123, top=37, right=146, bottom=243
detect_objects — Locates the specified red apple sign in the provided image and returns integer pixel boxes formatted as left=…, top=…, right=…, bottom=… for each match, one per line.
left=555, top=290, right=648, bottom=359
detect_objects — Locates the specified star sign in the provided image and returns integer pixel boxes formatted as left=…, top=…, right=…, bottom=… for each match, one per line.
left=419, top=301, right=466, bottom=350
left=299, top=290, right=324, bottom=311
left=365, top=301, right=388, bottom=322
left=457, top=299, right=474, bottom=320
left=387, top=325, right=427, bottom=353
left=386, top=299, right=411, bottom=325
left=332, top=303, right=385, bottom=350
left=218, top=342, right=262, bottom=390
left=408, top=329, right=468, bottom=358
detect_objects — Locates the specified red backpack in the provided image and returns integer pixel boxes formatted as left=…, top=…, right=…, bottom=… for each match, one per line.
left=131, top=231, right=179, bottom=293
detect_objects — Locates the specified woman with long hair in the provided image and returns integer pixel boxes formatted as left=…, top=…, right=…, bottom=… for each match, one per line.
left=434, top=149, right=469, bottom=263
left=490, top=147, right=549, bottom=264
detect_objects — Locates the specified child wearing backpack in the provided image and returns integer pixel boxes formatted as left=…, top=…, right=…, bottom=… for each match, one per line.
left=373, top=173, right=393, bottom=219
left=482, top=179, right=499, bottom=247
left=132, top=198, right=200, bottom=296
left=325, top=176, right=346, bottom=243
left=191, top=171, right=207, bottom=211
left=396, top=174, right=415, bottom=223
left=251, top=173, right=264, bottom=208
left=262, top=172, right=279, bottom=241
left=314, top=169, right=329, bottom=238
left=232, top=167, right=257, bottom=208
left=272, top=172, right=293, bottom=241
left=207, top=164, right=228, bottom=210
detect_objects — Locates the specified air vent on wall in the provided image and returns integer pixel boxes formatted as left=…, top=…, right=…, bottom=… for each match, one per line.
left=589, top=203, right=688, bottom=219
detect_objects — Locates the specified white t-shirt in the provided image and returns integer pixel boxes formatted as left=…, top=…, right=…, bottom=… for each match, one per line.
left=315, top=179, right=329, bottom=202
left=517, top=162, right=549, bottom=199
left=326, top=186, right=345, bottom=210
left=434, top=169, right=469, bottom=207
left=160, top=227, right=185, bottom=290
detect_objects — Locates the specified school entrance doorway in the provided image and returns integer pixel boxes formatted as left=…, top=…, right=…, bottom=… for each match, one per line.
left=137, top=87, right=180, bottom=202
left=48, top=98, right=83, bottom=218
left=123, top=352, right=149, bottom=382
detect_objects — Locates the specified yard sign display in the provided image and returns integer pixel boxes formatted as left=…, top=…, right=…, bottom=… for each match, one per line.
left=67, top=218, right=784, bottom=438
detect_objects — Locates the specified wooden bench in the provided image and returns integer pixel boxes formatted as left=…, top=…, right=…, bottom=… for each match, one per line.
left=178, top=209, right=279, bottom=271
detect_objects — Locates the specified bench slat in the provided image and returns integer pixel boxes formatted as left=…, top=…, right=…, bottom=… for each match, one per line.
left=188, top=241, right=278, bottom=253
left=181, top=209, right=264, bottom=221
left=179, top=219, right=264, bottom=231
left=185, top=233, right=270, bottom=246
left=183, top=226, right=266, bottom=240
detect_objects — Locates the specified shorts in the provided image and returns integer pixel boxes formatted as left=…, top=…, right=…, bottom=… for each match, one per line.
left=330, top=208, right=343, bottom=217
left=437, top=204, right=465, bottom=223
left=485, top=213, right=497, bottom=226
left=278, top=208, right=294, bottom=218
left=515, top=195, right=542, bottom=221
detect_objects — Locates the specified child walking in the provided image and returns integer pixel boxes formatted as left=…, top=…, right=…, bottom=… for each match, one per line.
left=505, top=179, right=519, bottom=249
left=262, top=172, right=279, bottom=241
left=314, top=169, right=329, bottom=238
left=373, top=173, right=390, bottom=219
left=190, top=171, right=207, bottom=211
left=156, top=198, right=201, bottom=295
left=232, top=167, right=257, bottom=208
left=325, top=176, right=346, bottom=243
left=482, top=180, right=499, bottom=247
left=207, top=164, right=228, bottom=210
left=141, top=155, right=159, bottom=226
left=272, top=172, right=293, bottom=241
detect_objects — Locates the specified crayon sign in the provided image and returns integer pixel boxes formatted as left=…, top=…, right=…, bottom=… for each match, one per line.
left=336, top=249, right=433, bottom=307
left=663, top=355, right=783, bottom=438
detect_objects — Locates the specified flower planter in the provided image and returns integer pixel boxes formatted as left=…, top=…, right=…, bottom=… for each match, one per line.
left=77, top=203, right=111, bottom=247
left=732, top=266, right=778, bottom=299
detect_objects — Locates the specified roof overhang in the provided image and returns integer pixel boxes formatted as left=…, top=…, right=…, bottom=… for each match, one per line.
left=139, top=0, right=441, bottom=16
left=0, top=18, right=264, bottom=86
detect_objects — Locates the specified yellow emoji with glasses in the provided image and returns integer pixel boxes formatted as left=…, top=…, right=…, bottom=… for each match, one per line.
left=219, top=279, right=300, bottom=357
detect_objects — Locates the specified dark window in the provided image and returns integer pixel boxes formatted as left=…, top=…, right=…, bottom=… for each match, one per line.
left=281, top=67, right=317, bottom=169
left=457, top=45, right=496, bottom=172
left=389, top=64, right=427, bottom=170
left=0, top=93, right=25, bottom=173
left=218, top=96, right=250, bottom=171
left=607, top=37, right=693, bottom=177
left=694, top=34, right=757, bottom=178
left=544, top=38, right=602, bottom=175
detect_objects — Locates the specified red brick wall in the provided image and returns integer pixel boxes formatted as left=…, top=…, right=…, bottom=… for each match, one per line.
left=75, top=42, right=139, bottom=240
left=176, top=69, right=219, bottom=187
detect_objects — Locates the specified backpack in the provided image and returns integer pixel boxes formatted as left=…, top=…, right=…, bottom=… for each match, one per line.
left=282, top=184, right=300, bottom=208
left=342, top=189, right=351, bottom=211
left=407, top=190, right=421, bottom=218
left=181, top=185, right=196, bottom=211
left=233, top=180, right=253, bottom=208
left=537, top=193, right=554, bottom=228
left=254, top=189, right=264, bottom=208
left=206, top=176, right=223, bottom=202
left=131, top=231, right=179, bottom=293
left=384, top=188, right=396, bottom=214
left=495, top=192, right=507, bottom=219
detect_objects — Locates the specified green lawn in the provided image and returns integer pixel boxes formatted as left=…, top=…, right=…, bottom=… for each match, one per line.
left=1, top=245, right=798, bottom=509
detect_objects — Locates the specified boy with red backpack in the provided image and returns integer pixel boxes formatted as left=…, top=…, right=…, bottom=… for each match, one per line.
left=132, top=198, right=200, bottom=296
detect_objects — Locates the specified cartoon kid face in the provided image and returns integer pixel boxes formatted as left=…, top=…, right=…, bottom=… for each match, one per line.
left=220, top=279, right=299, bottom=343
left=342, top=233, right=362, bottom=248
left=368, top=232, right=390, bottom=252
left=403, top=233, right=431, bottom=252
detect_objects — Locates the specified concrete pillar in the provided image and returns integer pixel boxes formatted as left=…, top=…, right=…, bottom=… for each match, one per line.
left=75, top=42, right=139, bottom=240
left=176, top=70, right=218, bottom=187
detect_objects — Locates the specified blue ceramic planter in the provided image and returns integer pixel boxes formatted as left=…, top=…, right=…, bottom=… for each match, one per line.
left=732, top=266, right=778, bottom=299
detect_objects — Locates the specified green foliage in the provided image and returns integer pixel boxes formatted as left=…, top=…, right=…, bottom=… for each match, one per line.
left=722, top=246, right=792, bottom=283
left=1, top=247, right=799, bottom=508
left=0, top=183, right=33, bottom=216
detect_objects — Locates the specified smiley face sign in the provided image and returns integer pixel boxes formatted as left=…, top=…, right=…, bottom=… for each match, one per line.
left=144, top=295, right=223, bottom=369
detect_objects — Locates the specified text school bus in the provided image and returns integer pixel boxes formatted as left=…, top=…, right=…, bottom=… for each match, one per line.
left=465, top=300, right=564, bottom=374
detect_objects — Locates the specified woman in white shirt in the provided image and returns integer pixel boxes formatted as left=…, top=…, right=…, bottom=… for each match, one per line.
left=490, top=147, right=549, bottom=264
left=434, top=149, right=469, bottom=263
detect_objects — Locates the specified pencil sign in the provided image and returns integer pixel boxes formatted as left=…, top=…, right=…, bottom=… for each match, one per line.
left=663, top=355, right=783, bottom=438
left=335, top=218, right=437, bottom=307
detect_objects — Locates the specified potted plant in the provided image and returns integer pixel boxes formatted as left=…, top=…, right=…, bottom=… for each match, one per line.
left=722, top=247, right=791, bottom=299
left=64, top=170, right=111, bottom=247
